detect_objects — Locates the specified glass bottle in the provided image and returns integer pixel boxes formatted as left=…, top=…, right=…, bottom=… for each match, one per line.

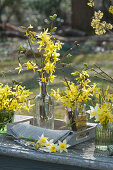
left=34, top=82, right=54, bottom=129
left=95, top=123, right=113, bottom=151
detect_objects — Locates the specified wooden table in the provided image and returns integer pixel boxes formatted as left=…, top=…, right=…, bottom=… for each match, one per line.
left=0, top=115, right=113, bottom=170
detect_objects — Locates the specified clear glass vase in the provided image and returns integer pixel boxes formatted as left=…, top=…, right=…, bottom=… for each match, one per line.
left=65, top=106, right=87, bottom=131
left=34, top=82, right=54, bottom=129
left=75, top=113, right=87, bottom=131
left=95, top=123, right=113, bottom=151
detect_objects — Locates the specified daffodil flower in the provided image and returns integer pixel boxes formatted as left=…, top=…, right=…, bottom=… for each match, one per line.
left=39, top=134, right=48, bottom=144
left=45, top=139, right=54, bottom=148
left=86, top=104, right=100, bottom=120
left=58, top=140, right=70, bottom=153
left=48, top=144, right=58, bottom=153
left=34, top=140, right=44, bottom=149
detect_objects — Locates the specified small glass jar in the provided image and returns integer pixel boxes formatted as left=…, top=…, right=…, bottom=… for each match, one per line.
left=65, top=106, right=87, bottom=131
left=0, top=110, right=14, bottom=133
left=95, top=123, right=113, bottom=151
left=75, top=113, right=87, bottom=131
left=34, top=82, right=54, bottom=129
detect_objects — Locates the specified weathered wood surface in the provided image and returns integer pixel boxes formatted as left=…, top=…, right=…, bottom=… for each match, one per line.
left=0, top=115, right=112, bottom=169
left=0, top=132, right=112, bottom=169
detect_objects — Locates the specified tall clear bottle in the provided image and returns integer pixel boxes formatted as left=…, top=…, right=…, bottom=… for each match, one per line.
left=34, top=82, right=54, bottom=129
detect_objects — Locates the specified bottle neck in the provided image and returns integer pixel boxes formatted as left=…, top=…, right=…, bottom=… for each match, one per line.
left=39, top=82, right=47, bottom=97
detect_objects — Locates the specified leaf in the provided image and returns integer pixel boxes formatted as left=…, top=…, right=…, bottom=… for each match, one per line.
left=49, top=14, right=57, bottom=21
left=20, top=26, right=26, bottom=29
left=52, top=27, right=57, bottom=32
left=18, top=45, right=25, bottom=53
left=84, top=63, right=89, bottom=68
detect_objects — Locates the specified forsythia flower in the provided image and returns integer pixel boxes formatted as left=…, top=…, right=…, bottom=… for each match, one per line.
left=98, top=103, right=113, bottom=126
left=109, top=6, right=113, bottom=14
left=41, top=73, right=47, bottom=83
left=15, top=63, right=23, bottom=73
left=37, top=29, right=63, bottom=83
left=19, top=26, right=63, bottom=84
left=25, top=61, right=38, bottom=72
left=0, top=84, right=33, bottom=112
left=51, top=71, right=98, bottom=111
left=44, top=61, right=55, bottom=74
left=49, top=74, right=56, bottom=83
left=28, top=24, right=33, bottom=29
left=16, top=61, right=38, bottom=73
left=91, top=10, right=113, bottom=35
left=87, top=0, right=94, bottom=7
left=25, top=25, right=36, bottom=43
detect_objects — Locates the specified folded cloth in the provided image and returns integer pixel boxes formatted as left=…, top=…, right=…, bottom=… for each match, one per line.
left=7, top=123, right=74, bottom=144
left=107, top=145, right=113, bottom=156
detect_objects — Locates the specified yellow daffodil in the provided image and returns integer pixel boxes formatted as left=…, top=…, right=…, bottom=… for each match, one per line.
left=58, top=140, right=70, bottom=153
left=49, top=144, right=58, bottom=153
left=87, top=104, right=100, bottom=120
left=34, top=141, right=44, bottom=149
left=27, top=135, right=70, bottom=153
left=39, top=134, right=48, bottom=143
left=45, top=139, right=54, bottom=148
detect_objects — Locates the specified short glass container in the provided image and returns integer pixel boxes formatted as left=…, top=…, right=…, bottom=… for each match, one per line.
left=0, top=110, right=14, bottom=133
left=95, top=123, right=113, bottom=151
left=65, top=106, right=87, bottom=131
left=75, top=113, right=87, bottom=131
left=34, top=82, right=54, bottom=129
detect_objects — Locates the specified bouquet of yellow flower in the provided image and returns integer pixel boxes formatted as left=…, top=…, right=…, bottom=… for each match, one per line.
left=87, top=86, right=113, bottom=128
left=0, top=83, right=33, bottom=130
left=86, top=85, right=113, bottom=150
left=51, top=70, right=98, bottom=131
left=16, top=14, right=63, bottom=84
left=15, top=14, right=65, bottom=129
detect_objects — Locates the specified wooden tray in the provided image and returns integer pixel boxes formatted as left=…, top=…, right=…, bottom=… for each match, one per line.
left=7, top=115, right=96, bottom=146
